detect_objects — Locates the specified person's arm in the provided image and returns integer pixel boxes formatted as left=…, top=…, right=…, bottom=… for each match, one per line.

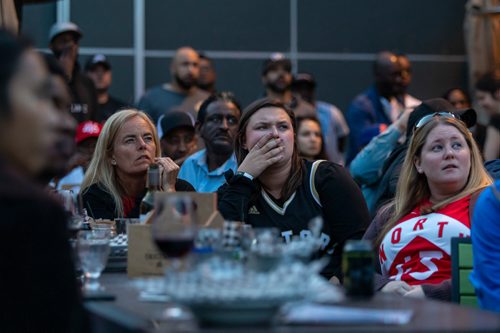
left=350, top=124, right=402, bottom=185
left=81, top=184, right=116, bottom=220
left=217, top=172, right=257, bottom=221
left=362, top=203, right=395, bottom=290
left=418, top=281, right=451, bottom=301
left=471, top=183, right=500, bottom=311
left=316, top=162, right=371, bottom=278
left=483, top=125, right=500, bottom=161
left=331, top=105, right=350, bottom=138
left=175, top=178, right=195, bottom=192
left=346, top=100, right=373, bottom=161
left=350, top=107, right=411, bottom=185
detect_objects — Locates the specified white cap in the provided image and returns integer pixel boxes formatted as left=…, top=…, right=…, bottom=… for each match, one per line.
left=48, top=22, right=82, bottom=42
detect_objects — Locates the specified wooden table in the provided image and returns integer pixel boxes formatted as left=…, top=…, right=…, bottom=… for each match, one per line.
left=85, top=273, right=500, bottom=332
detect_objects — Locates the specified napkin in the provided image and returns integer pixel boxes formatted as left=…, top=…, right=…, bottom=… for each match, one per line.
left=282, top=302, right=413, bottom=325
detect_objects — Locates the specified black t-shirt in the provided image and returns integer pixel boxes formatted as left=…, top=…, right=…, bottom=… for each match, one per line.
left=217, top=159, right=370, bottom=279
left=69, top=67, right=98, bottom=123
left=82, top=179, right=195, bottom=219
left=96, top=95, right=127, bottom=123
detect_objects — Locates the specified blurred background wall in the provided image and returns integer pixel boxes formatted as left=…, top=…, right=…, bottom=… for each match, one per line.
left=22, top=0, right=469, bottom=111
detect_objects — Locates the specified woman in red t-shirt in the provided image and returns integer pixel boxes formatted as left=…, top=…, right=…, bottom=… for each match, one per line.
left=365, top=99, right=492, bottom=300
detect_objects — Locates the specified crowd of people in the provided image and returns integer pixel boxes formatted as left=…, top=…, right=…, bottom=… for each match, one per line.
left=0, top=18, right=499, bottom=331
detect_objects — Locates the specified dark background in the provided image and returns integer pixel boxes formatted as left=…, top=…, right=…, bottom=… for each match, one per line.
left=21, top=0, right=468, bottom=111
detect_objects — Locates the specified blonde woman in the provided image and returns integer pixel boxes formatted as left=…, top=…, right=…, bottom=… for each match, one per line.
left=364, top=108, right=492, bottom=300
left=81, top=109, right=193, bottom=219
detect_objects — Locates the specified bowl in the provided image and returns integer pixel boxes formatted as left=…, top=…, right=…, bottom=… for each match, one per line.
left=184, top=298, right=286, bottom=327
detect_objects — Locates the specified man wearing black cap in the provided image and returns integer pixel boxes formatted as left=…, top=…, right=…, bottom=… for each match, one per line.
left=261, top=53, right=316, bottom=118
left=48, top=21, right=97, bottom=123
left=85, top=54, right=127, bottom=122
left=292, top=72, right=350, bottom=164
left=159, top=110, right=197, bottom=166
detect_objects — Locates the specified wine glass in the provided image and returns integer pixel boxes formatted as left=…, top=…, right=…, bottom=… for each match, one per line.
left=152, top=195, right=197, bottom=270
left=77, top=229, right=111, bottom=292
left=152, top=194, right=197, bottom=320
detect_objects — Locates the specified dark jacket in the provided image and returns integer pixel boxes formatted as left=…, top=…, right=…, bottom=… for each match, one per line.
left=83, top=179, right=195, bottom=220
left=346, top=85, right=391, bottom=164
left=0, top=157, right=84, bottom=332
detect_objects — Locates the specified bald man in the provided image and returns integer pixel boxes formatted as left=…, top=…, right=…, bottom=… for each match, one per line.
left=138, top=47, right=209, bottom=131
left=345, top=51, right=420, bottom=164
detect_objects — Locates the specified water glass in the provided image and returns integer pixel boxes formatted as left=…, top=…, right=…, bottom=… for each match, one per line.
left=78, top=230, right=111, bottom=291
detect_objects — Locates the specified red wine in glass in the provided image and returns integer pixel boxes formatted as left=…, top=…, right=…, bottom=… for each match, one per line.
left=155, top=237, right=194, bottom=258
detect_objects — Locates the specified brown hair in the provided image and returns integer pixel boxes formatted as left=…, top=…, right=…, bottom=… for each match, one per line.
left=295, top=115, right=329, bottom=160
left=377, top=116, right=492, bottom=245
left=235, top=98, right=304, bottom=199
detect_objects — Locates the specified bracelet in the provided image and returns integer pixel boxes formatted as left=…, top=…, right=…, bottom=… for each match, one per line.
left=236, top=171, right=254, bottom=181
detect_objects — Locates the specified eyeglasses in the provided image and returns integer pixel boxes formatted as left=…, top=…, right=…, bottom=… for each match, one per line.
left=414, top=112, right=457, bottom=130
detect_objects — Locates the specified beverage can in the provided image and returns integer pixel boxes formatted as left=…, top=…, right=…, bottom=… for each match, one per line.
left=342, top=239, right=374, bottom=298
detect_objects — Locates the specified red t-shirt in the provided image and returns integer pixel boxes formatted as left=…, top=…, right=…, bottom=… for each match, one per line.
left=379, top=195, right=471, bottom=285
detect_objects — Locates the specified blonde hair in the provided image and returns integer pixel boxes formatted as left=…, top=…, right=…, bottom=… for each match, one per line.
left=378, top=116, right=492, bottom=243
left=80, top=109, right=161, bottom=217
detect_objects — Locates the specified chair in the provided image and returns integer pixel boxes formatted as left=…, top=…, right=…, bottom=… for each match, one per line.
left=451, top=237, right=478, bottom=307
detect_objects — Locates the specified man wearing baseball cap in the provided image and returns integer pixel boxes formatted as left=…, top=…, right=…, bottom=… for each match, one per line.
left=48, top=21, right=97, bottom=123
left=56, top=120, right=102, bottom=192
left=85, top=54, right=127, bottom=122
left=292, top=72, right=350, bottom=164
left=261, top=53, right=315, bottom=118
left=159, top=110, right=197, bottom=166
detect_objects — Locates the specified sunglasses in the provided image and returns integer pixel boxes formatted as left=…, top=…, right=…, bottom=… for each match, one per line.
left=414, top=112, right=458, bottom=130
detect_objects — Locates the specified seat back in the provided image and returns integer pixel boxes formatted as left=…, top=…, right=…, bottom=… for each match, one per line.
left=451, top=237, right=478, bottom=307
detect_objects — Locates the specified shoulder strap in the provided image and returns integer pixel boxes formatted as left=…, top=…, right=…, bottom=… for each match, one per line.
left=310, top=160, right=326, bottom=207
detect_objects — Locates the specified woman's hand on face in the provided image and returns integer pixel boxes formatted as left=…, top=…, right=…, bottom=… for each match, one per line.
left=381, top=280, right=413, bottom=296
left=238, top=133, right=285, bottom=178
left=155, top=157, right=179, bottom=192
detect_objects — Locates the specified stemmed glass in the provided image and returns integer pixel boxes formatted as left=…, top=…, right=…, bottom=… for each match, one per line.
left=152, top=195, right=197, bottom=271
left=77, top=229, right=111, bottom=292
left=152, top=194, right=197, bottom=320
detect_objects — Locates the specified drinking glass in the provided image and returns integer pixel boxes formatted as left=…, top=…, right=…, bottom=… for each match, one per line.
left=77, top=229, right=111, bottom=292
left=54, top=189, right=87, bottom=283
left=152, top=195, right=197, bottom=320
left=152, top=195, right=197, bottom=271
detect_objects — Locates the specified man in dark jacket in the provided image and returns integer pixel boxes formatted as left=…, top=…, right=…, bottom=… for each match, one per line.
left=49, top=21, right=98, bottom=123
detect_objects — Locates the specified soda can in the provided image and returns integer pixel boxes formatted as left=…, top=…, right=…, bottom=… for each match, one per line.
left=342, top=239, right=374, bottom=298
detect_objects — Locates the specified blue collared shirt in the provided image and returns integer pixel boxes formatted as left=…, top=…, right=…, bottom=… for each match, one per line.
left=178, top=149, right=238, bottom=193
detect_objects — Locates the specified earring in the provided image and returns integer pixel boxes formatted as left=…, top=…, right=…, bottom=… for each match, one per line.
left=111, top=159, right=117, bottom=165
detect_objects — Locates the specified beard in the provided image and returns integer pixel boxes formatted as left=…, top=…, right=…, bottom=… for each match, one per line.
left=175, top=73, right=195, bottom=90
left=266, top=79, right=291, bottom=94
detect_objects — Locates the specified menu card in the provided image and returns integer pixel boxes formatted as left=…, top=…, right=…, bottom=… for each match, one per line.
left=127, top=192, right=223, bottom=277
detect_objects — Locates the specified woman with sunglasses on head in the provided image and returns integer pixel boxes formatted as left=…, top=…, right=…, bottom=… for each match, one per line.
left=364, top=101, right=492, bottom=301
left=217, top=98, right=370, bottom=281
